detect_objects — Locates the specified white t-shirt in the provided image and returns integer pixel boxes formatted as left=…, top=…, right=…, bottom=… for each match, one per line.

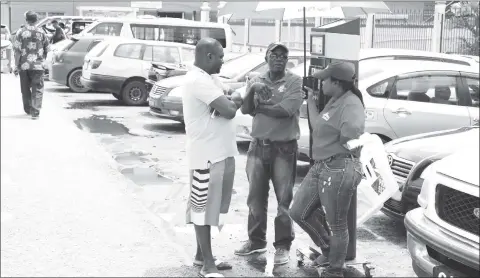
left=182, top=66, right=239, bottom=170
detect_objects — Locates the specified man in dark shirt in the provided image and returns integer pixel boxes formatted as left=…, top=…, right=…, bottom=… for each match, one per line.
left=234, top=43, right=303, bottom=265
left=51, top=20, right=66, bottom=44
left=13, top=11, right=50, bottom=119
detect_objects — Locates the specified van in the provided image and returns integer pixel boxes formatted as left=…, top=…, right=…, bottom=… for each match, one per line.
left=78, top=17, right=233, bottom=51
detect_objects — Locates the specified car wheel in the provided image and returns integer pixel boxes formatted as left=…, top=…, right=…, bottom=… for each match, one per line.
left=112, top=93, right=123, bottom=100
left=121, top=80, right=148, bottom=106
left=68, top=69, right=90, bottom=93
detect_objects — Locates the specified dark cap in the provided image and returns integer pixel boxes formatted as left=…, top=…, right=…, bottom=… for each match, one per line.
left=266, top=42, right=289, bottom=55
left=312, top=61, right=356, bottom=82
left=24, top=11, right=38, bottom=23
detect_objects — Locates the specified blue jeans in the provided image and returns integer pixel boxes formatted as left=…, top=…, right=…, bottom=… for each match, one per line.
left=246, top=139, right=297, bottom=250
left=290, top=156, right=362, bottom=274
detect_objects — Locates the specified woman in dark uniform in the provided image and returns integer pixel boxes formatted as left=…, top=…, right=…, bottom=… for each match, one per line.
left=290, top=62, right=365, bottom=278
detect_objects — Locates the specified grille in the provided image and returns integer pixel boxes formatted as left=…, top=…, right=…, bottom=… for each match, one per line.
left=150, top=85, right=168, bottom=96
left=436, top=184, right=480, bottom=236
left=390, top=156, right=415, bottom=183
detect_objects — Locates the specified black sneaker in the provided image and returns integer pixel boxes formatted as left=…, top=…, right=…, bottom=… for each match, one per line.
left=319, top=269, right=344, bottom=278
left=234, top=241, right=267, bottom=256
left=274, top=248, right=290, bottom=265
left=31, top=114, right=39, bottom=120
left=313, top=254, right=329, bottom=267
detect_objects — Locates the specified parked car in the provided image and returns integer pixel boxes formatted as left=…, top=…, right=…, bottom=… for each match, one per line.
left=235, top=60, right=479, bottom=160
left=148, top=51, right=309, bottom=121
left=50, top=36, right=107, bottom=92
left=81, top=38, right=195, bottom=106
left=381, top=124, right=479, bottom=220
left=404, top=146, right=479, bottom=277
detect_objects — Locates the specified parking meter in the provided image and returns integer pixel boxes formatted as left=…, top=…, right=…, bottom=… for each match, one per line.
left=303, top=18, right=361, bottom=261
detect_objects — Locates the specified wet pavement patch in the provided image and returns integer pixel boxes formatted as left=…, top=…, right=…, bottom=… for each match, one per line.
left=120, top=167, right=172, bottom=186
left=74, top=115, right=135, bottom=136
left=114, top=151, right=152, bottom=165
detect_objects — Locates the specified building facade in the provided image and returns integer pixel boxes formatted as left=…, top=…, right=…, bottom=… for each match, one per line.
left=1, top=0, right=221, bottom=30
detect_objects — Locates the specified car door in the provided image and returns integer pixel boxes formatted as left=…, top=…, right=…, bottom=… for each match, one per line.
left=459, top=73, right=480, bottom=126
left=383, top=71, right=471, bottom=138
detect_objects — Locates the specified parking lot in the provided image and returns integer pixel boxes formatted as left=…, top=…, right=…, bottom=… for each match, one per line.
left=46, top=81, right=416, bottom=277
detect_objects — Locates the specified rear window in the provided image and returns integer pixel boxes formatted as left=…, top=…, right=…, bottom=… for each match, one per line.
left=130, top=24, right=227, bottom=48
left=67, top=38, right=95, bottom=52
left=88, top=22, right=122, bottom=36
left=114, top=43, right=143, bottom=59
left=88, top=41, right=109, bottom=57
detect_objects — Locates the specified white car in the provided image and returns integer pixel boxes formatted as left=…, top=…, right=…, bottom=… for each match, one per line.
left=81, top=37, right=195, bottom=106
left=405, top=146, right=479, bottom=277
left=235, top=60, right=479, bottom=161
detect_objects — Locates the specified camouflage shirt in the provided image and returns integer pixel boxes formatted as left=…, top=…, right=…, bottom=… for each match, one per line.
left=13, top=24, right=50, bottom=71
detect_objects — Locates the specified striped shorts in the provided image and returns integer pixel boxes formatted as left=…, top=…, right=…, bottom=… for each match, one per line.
left=186, top=157, right=235, bottom=227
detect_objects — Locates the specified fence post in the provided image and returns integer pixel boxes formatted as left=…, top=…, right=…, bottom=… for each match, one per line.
left=200, top=2, right=211, bottom=22
left=365, top=13, right=376, bottom=48
left=275, top=20, right=282, bottom=42
left=431, top=1, right=446, bottom=52
left=244, top=18, right=250, bottom=53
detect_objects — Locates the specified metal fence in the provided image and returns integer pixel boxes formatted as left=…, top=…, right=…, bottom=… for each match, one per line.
left=228, top=10, right=479, bottom=55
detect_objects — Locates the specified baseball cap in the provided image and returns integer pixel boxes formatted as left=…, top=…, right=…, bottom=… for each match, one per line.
left=312, top=61, right=356, bottom=82
left=266, top=42, right=289, bottom=55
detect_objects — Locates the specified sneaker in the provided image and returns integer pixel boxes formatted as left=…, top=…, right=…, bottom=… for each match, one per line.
left=274, top=248, right=290, bottom=265
left=234, top=241, right=267, bottom=256
left=31, top=114, right=39, bottom=120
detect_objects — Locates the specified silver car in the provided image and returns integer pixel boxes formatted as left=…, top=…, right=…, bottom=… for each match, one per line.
left=235, top=60, right=479, bottom=161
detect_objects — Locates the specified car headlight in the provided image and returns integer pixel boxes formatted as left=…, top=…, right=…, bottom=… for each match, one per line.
left=168, top=87, right=183, bottom=97
left=417, top=163, right=437, bottom=209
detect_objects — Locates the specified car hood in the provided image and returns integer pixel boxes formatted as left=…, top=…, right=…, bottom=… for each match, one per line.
left=155, top=74, right=232, bottom=89
left=385, top=127, right=479, bottom=163
left=435, top=146, right=479, bottom=186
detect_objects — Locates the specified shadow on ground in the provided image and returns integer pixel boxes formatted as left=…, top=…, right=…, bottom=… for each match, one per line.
left=143, top=122, right=185, bottom=134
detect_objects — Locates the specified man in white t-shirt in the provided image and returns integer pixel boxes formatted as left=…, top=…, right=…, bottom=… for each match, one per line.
left=182, top=38, right=243, bottom=278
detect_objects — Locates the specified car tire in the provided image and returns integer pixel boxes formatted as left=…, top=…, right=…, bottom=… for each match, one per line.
left=68, top=69, right=90, bottom=93
left=121, top=80, right=148, bottom=106
left=112, top=93, right=123, bottom=100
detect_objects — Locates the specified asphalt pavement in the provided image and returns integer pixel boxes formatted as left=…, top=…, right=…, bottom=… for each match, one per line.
left=1, top=75, right=417, bottom=277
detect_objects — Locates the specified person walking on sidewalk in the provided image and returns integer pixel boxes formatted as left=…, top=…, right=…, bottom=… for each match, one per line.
left=12, top=11, right=50, bottom=119
left=290, top=62, right=365, bottom=278
left=183, top=38, right=244, bottom=278
left=235, top=42, right=303, bottom=265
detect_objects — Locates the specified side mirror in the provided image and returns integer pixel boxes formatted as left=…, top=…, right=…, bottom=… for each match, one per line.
left=245, top=71, right=260, bottom=82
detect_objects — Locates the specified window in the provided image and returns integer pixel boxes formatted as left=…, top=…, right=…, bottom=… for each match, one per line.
left=153, top=46, right=180, bottom=64
left=181, top=48, right=195, bottom=63
left=89, top=22, right=122, bottom=36
left=87, top=40, right=102, bottom=52
left=392, top=75, right=459, bottom=105
left=69, top=39, right=94, bottom=52
left=130, top=24, right=227, bottom=48
left=114, top=44, right=143, bottom=59
left=143, top=45, right=181, bottom=64
left=367, top=80, right=390, bottom=98
left=88, top=41, right=109, bottom=57
left=466, top=78, right=479, bottom=107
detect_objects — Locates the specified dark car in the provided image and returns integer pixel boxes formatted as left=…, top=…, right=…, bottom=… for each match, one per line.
left=148, top=51, right=309, bottom=122
left=50, top=35, right=106, bottom=92
left=381, top=124, right=479, bottom=220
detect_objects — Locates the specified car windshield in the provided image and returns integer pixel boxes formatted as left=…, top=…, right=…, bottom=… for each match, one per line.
left=218, top=53, right=264, bottom=79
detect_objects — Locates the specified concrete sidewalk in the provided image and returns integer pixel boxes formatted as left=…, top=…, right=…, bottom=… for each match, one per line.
left=0, top=74, right=189, bottom=276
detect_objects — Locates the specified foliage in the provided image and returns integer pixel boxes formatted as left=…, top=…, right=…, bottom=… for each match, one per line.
left=447, top=1, right=479, bottom=55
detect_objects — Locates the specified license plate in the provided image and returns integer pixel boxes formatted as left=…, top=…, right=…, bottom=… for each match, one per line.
left=433, top=265, right=463, bottom=278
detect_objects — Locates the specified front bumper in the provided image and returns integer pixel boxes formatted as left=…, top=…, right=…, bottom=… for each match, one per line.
left=381, top=178, right=423, bottom=220
left=148, top=95, right=184, bottom=122
left=405, top=208, right=479, bottom=277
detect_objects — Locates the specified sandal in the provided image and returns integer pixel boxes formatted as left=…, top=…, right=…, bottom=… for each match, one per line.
left=193, top=259, right=232, bottom=270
